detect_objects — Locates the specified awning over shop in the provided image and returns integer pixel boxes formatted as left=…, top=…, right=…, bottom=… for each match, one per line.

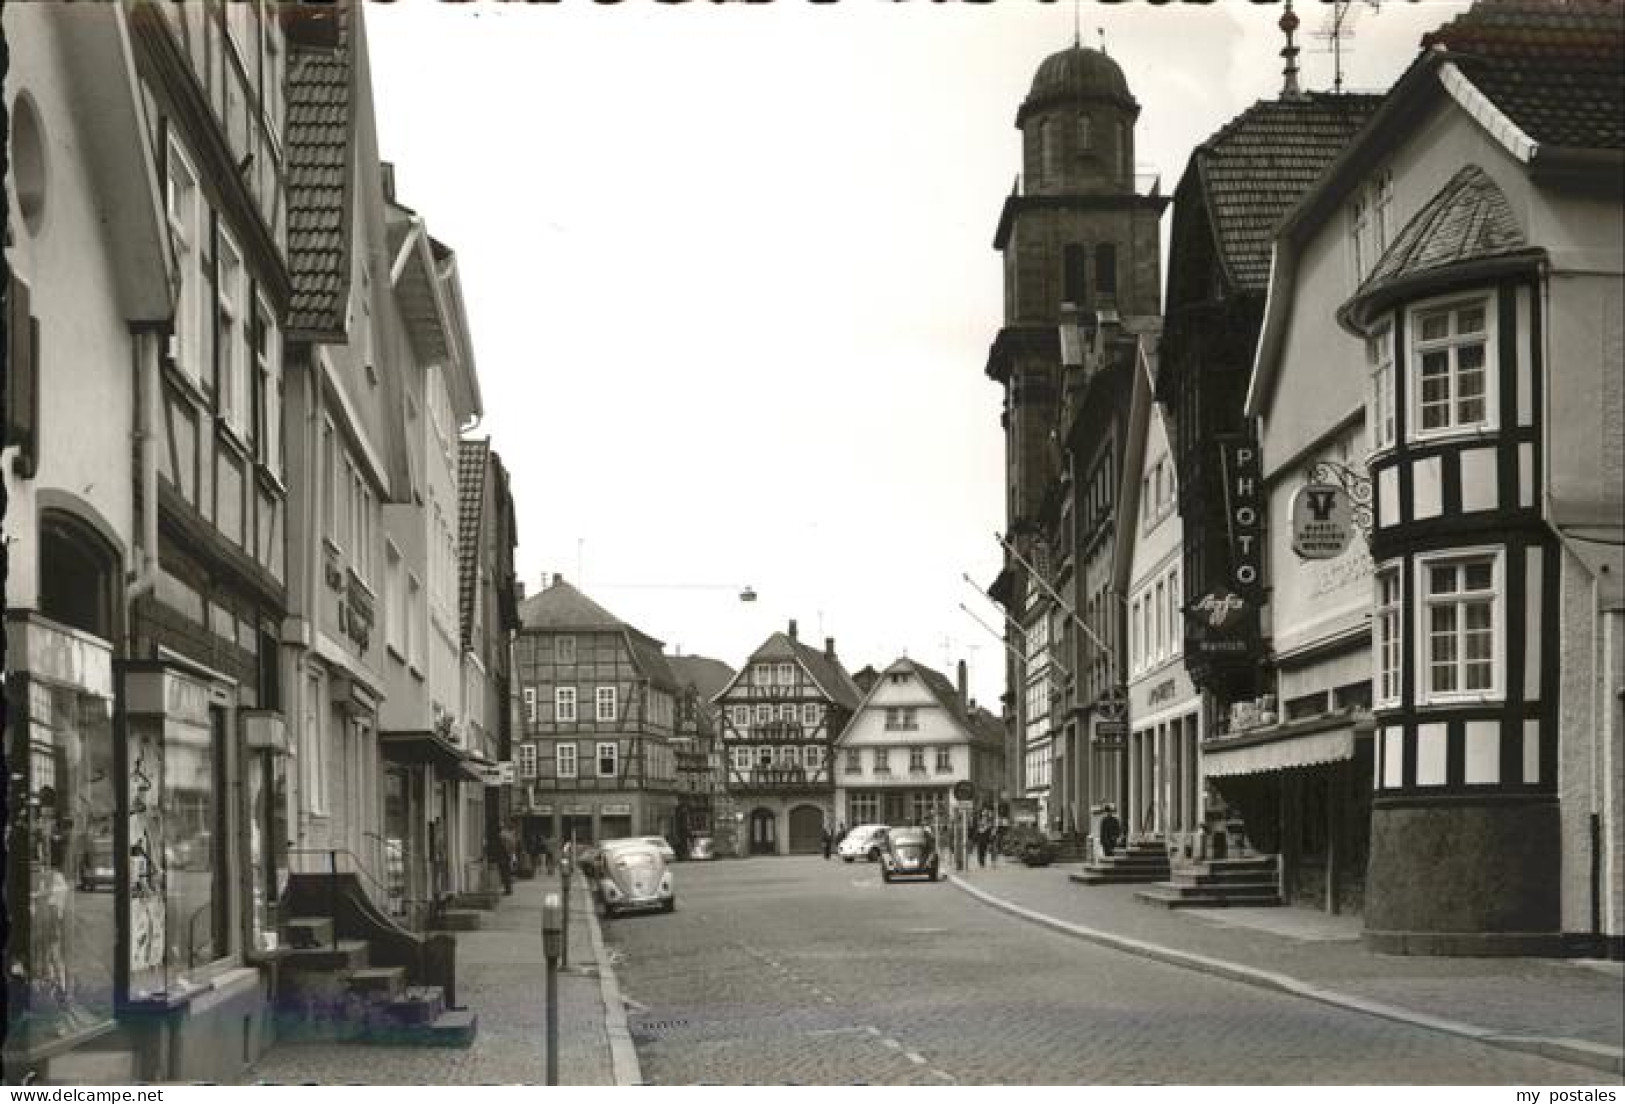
left=1202, top=725, right=1357, bottom=779
left=379, top=728, right=468, bottom=775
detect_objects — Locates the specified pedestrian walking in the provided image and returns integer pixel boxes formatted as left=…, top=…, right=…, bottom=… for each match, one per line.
left=1099, top=804, right=1122, bottom=858
left=821, top=825, right=834, bottom=861
left=490, top=827, right=515, bottom=895
left=974, top=824, right=987, bottom=868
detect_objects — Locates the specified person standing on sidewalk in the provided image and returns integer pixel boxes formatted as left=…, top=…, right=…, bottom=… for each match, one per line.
left=1099, top=805, right=1122, bottom=858
left=821, top=824, right=834, bottom=861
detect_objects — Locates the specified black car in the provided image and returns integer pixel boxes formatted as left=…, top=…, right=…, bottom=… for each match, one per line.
left=880, top=827, right=940, bottom=883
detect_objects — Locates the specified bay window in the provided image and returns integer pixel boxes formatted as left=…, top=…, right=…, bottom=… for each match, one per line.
left=1412, top=299, right=1493, bottom=436
left=1368, top=324, right=1395, bottom=452
left=1374, top=565, right=1403, bottom=707
left=1419, top=551, right=1501, bottom=701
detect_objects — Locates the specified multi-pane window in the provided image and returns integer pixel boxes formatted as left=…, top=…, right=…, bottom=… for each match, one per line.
left=873, top=748, right=890, bottom=773
left=556, top=744, right=577, bottom=779
left=555, top=687, right=578, bottom=723
left=1375, top=566, right=1403, bottom=707
left=595, top=686, right=617, bottom=722
left=731, top=747, right=751, bottom=772
left=518, top=743, right=537, bottom=779
left=1421, top=553, right=1499, bottom=700
left=778, top=704, right=796, bottom=723
left=596, top=742, right=618, bottom=778
left=322, top=419, right=338, bottom=544
left=523, top=687, right=537, bottom=723
left=804, top=746, right=823, bottom=771
left=936, top=747, right=952, bottom=773
left=731, top=705, right=750, bottom=727
left=752, top=665, right=772, bottom=687
left=909, top=747, right=926, bottom=772
left=253, top=295, right=281, bottom=474
left=555, top=635, right=576, bottom=665
left=848, top=793, right=879, bottom=825
left=1414, top=300, right=1491, bottom=435
left=216, top=228, right=250, bottom=438
left=755, top=704, right=773, bottom=724
left=166, top=138, right=203, bottom=383
left=1372, top=169, right=1394, bottom=255
left=1368, top=325, right=1396, bottom=451
left=801, top=703, right=819, bottom=726
left=776, top=663, right=795, bottom=686
left=885, top=707, right=917, bottom=731
left=1349, top=195, right=1369, bottom=282
left=845, top=748, right=861, bottom=774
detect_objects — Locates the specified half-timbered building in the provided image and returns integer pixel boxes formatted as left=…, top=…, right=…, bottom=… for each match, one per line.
left=711, top=622, right=862, bottom=855
left=1255, top=1, right=1622, bottom=954
left=667, top=655, right=737, bottom=857
left=514, top=577, right=681, bottom=847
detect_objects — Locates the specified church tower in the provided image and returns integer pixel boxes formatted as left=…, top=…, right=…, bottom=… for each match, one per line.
left=986, top=42, right=1166, bottom=528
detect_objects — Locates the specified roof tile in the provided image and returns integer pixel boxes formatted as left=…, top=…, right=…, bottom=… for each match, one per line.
left=285, top=10, right=354, bottom=335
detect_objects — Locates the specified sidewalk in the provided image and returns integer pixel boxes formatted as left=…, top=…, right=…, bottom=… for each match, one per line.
left=243, top=870, right=639, bottom=1085
left=949, top=860, right=1625, bottom=1077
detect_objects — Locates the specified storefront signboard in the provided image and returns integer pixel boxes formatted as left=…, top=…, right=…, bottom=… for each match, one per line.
left=1291, top=482, right=1354, bottom=561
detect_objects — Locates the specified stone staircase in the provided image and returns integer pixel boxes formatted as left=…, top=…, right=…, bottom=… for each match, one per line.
left=1133, top=855, right=1283, bottom=909
left=1069, top=840, right=1171, bottom=886
left=277, top=915, right=478, bottom=1046
left=1051, top=834, right=1091, bottom=864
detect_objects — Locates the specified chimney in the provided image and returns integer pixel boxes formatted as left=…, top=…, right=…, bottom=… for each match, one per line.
left=824, top=637, right=836, bottom=660
left=788, top=619, right=798, bottom=641
left=957, top=660, right=968, bottom=707
left=551, top=572, right=565, bottom=588
left=515, top=580, right=526, bottom=602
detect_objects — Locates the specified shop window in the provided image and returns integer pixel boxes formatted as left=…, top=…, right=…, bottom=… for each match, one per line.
left=5, top=664, right=117, bottom=1052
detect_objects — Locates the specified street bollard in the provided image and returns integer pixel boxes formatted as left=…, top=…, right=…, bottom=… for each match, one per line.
left=542, top=893, right=563, bottom=1086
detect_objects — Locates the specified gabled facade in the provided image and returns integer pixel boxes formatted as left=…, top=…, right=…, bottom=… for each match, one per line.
left=1248, top=0, right=1623, bottom=954
left=712, top=621, right=862, bottom=855
left=833, top=658, right=1005, bottom=833
left=1159, top=85, right=1383, bottom=892
left=513, top=577, right=681, bottom=849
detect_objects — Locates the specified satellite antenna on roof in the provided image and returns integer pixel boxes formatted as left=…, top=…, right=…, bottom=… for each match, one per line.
left=1313, top=0, right=1380, bottom=94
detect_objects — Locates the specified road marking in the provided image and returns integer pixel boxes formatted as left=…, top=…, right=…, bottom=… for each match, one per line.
left=900, top=928, right=948, bottom=935
left=881, top=1038, right=901, bottom=1050
left=906, top=1052, right=926, bottom=1065
left=865, top=1026, right=881, bottom=1037
left=805, top=1027, right=871, bottom=1037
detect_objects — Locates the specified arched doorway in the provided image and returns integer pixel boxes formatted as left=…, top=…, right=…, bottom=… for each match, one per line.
left=787, top=805, right=824, bottom=854
left=748, top=808, right=777, bottom=855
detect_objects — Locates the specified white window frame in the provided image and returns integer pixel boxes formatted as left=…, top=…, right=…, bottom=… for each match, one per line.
left=1349, top=194, right=1370, bottom=284
left=752, top=665, right=772, bottom=687
left=908, top=746, right=926, bottom=772
left=166, top=136, right=204, bottom=385
left=873, top=748, right=890, bottom=773
left=1409, top=294, right=1497, bottom=441
left=731, top=704, right=750, bottom=727
left=523, top=687, right=538, bottom=723
left=755, top=704, right=773, bottom=724
left=801, top=703, right=819, bottom=726
left=936, top=746, right=953, bottom=772
left=778, top=704, right=796, bottom=723
left=518, top=743, right=537, bottom=780
left=732, top=747, right=752, bottom=772
left=596, top=742, right=618, bottom=778
left=556, top=635, right=576, bottom=665
left=1368, top=323, right=1397, bottom=453
left=1167, top=567, right=1182, bottom=659
left=253, top=292, right=282, bottom=475
left=1372, top=168, right=1394, bottom=255
left=1374, top=563, right=1403, bottom=708
left=1415, top=547, right=1504, bottom=705
left=216, top=225, right=250, bottom=440
left=595, top=686, right=617, bottom=722
left=844, top=748, right=861, bottom=774
left=556, top=743, right=577, bottom=779
left=776, top=662, right=795, bottom=686
left=555, top=687, right=578, bottom=723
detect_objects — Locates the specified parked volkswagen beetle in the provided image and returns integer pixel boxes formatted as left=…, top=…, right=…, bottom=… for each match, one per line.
left=880, top=826, right=940, bottom=883
left=593, top=840, right=675, bottom=917
left=837, top=824, right=890, bottom=863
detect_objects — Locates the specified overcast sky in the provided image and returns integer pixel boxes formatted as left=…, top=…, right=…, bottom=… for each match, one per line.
left=367, top=0, right=1473, bottom=709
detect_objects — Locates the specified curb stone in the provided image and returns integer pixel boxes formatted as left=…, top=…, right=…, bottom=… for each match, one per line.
left=948, top=874, right=1624, bottom=1077
left=579, top=878, right=645, bottom=1086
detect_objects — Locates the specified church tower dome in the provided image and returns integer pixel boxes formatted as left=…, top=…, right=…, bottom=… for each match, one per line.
left=1016, top=44, right=1141, bottom=197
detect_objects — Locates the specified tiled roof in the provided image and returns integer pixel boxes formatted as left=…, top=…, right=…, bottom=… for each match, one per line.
left=518, top=577, right=627, bottom=632
left=1194, top=94, right=1384, bottom=292
left=667, top=655, right=737, bottom=703
left=1425, top=0, right=1624, bottom=151
left=748, top=632, right=864, bottom=711
left=456, top=438, right=490, bottom=648
left=285, top=9, right=354, bottom=336
left=627, top=629, right=679, bottom=694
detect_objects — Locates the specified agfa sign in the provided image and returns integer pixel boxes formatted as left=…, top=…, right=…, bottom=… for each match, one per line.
left=1291, top=482, right=1354, bottom=561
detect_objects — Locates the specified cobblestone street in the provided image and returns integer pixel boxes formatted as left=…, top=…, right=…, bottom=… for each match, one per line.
left=605, top=857, right=1623, bottom=1086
